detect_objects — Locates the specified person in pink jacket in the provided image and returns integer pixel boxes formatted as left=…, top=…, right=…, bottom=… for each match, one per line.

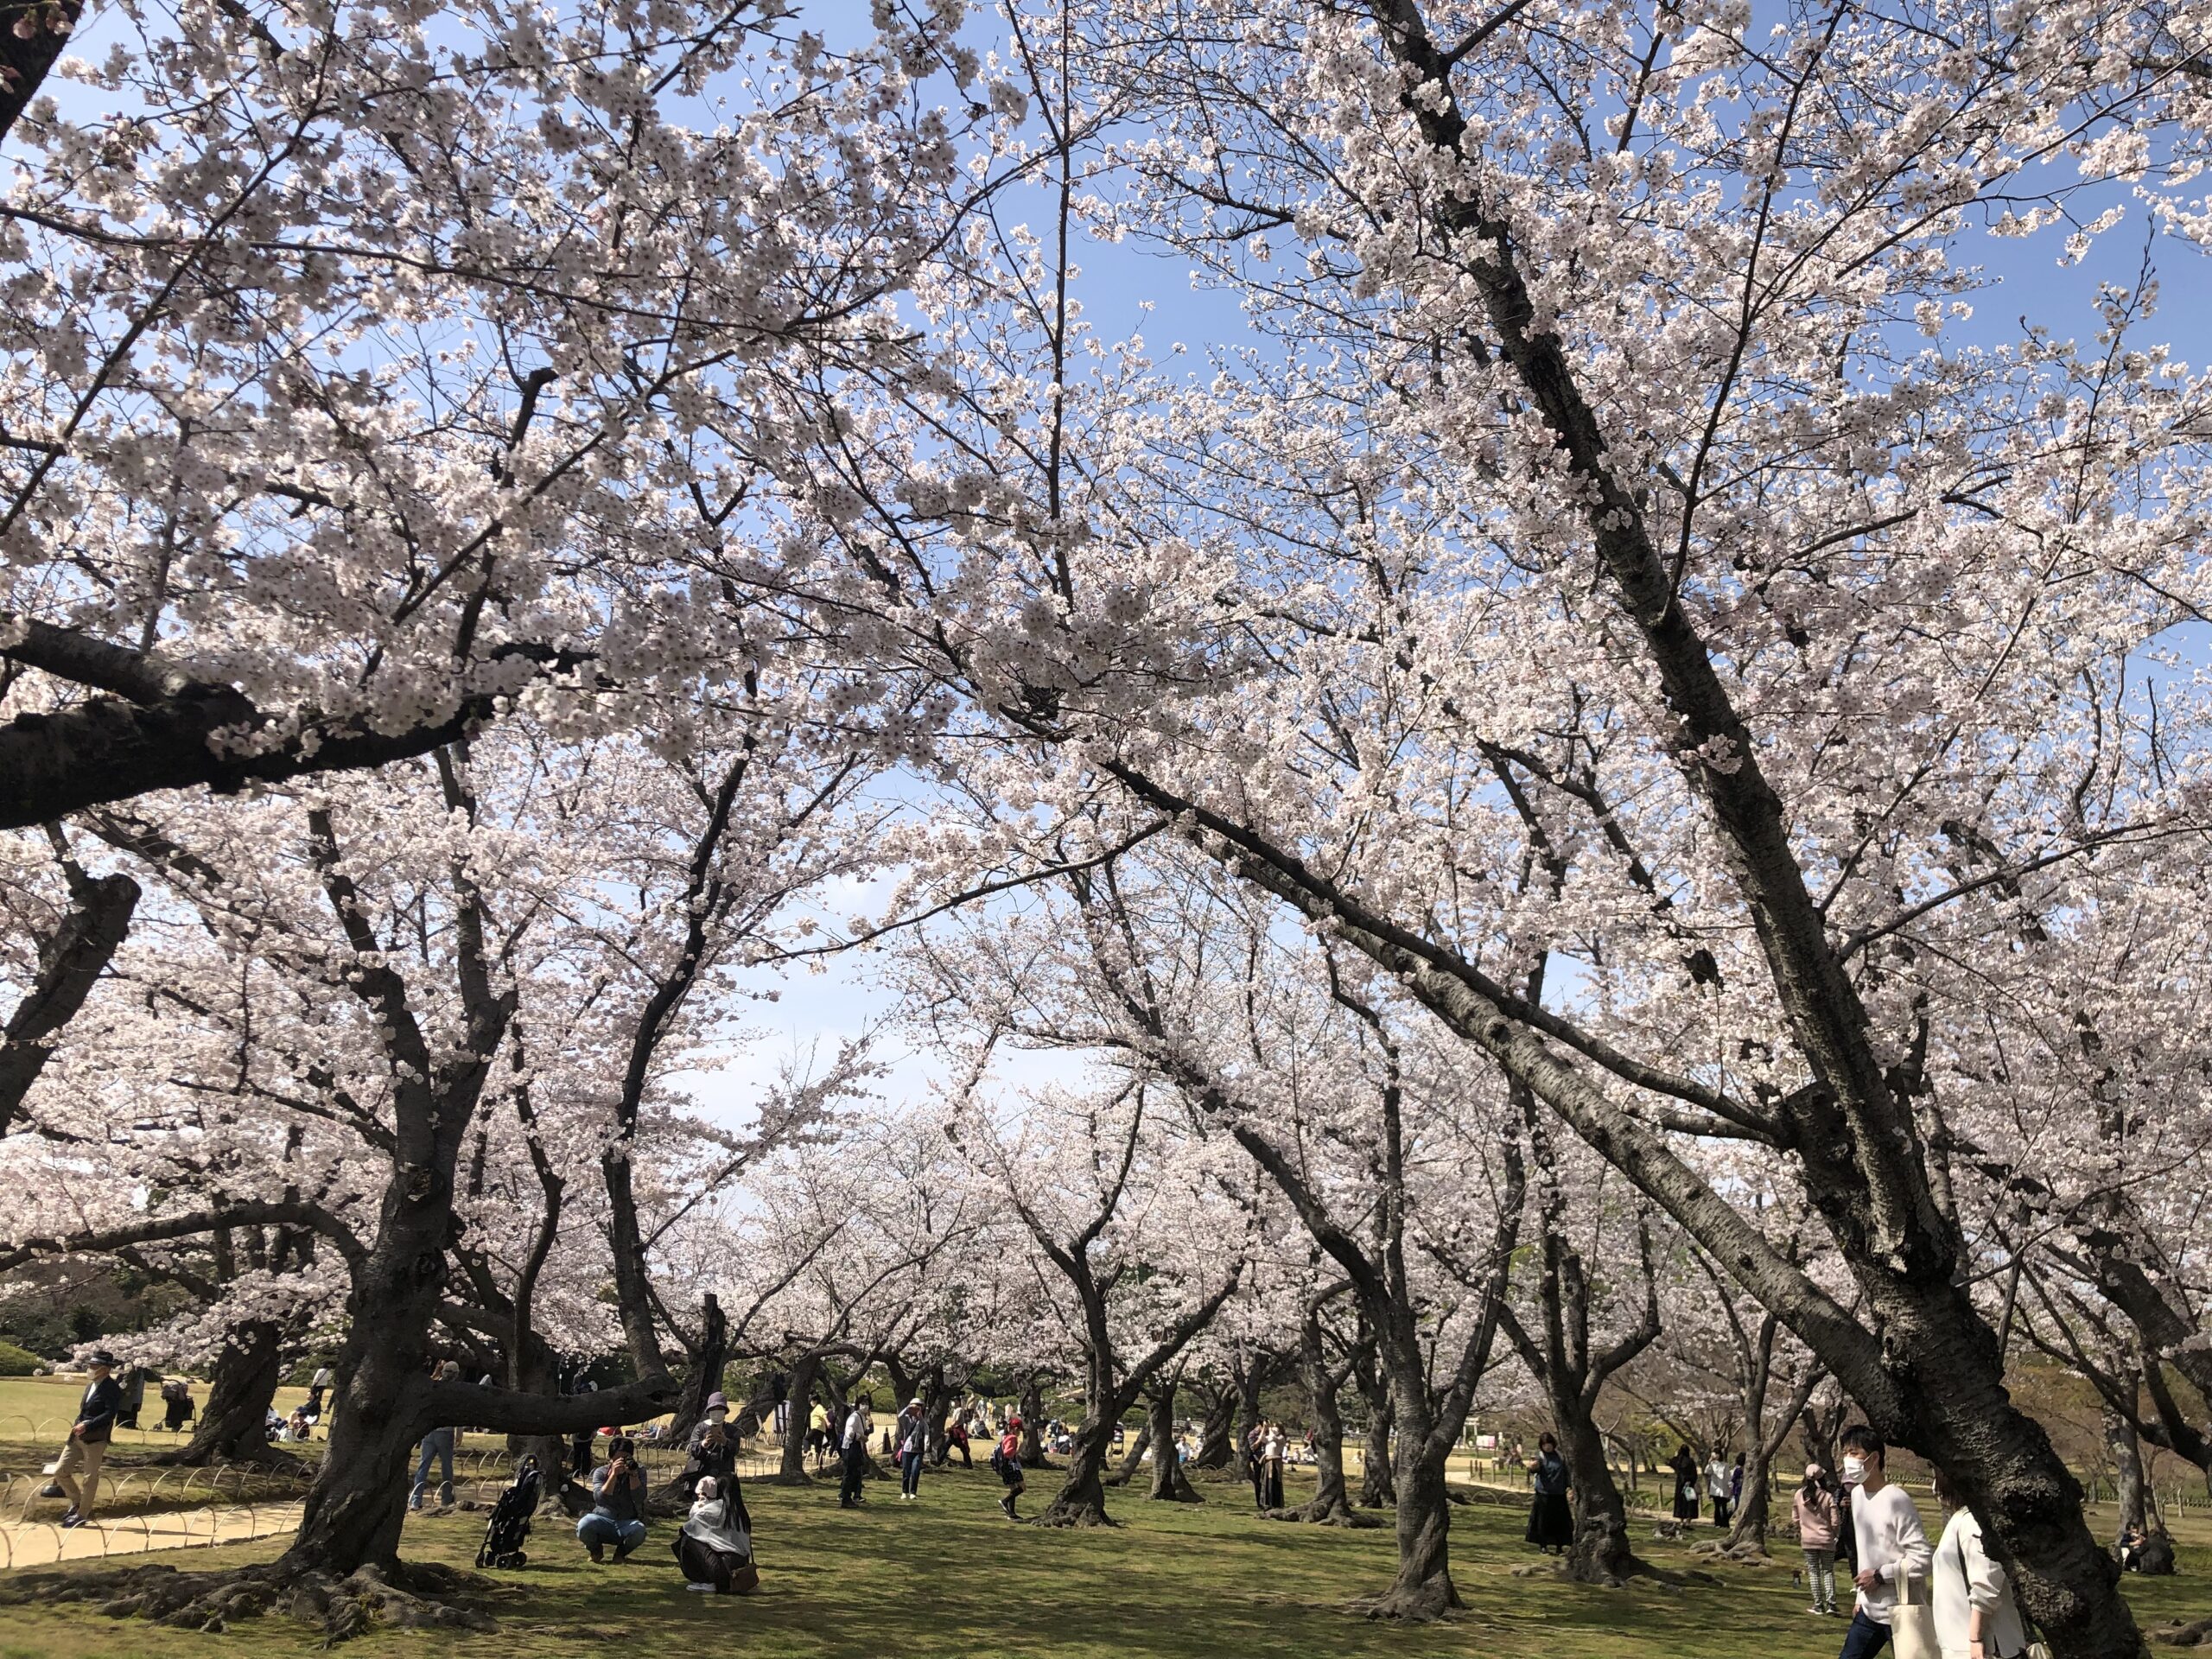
left=1796, top=1462, right=1844, bottom=1616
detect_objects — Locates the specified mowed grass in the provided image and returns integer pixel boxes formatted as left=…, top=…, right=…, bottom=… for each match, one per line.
left=1, top=1456, right=2207, bottom=1659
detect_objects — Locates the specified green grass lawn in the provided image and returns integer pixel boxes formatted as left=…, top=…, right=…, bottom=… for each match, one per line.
left=2, top=1457, right=2206, bottom=1659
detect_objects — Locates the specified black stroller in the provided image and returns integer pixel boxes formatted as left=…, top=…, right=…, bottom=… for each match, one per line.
left=475, top=1455, right=541, bottom=1569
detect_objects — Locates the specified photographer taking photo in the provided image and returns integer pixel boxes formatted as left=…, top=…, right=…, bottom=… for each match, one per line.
left=576, top=1435, right=648, bottom=1562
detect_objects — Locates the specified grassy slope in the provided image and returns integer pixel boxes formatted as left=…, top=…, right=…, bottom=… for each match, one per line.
left=2, top=1459, right=2205, bottom=1659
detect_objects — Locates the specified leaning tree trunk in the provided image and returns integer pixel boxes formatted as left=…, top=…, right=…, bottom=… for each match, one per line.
left=1036, top=1411, right=1117, bottom=1527
left=1104, top=1423, right=1150, bottom=1487
left=1188, top=1382, right=1236, bottom=1469
left=153, top=1320, right=300, bottom=1470
left=2107, top=1409, right=2147, bottom=1542
left=1146, top=1387, right=1201, bottom=1503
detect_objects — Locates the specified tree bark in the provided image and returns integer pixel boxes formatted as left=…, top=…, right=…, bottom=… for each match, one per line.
left=1274, top=1308, right=1354, bottom=1523
left=1146, top=1385, right=1201, bottom=1503
left=1367, top=1414, right=1458, bottom=1619
left=0, top=2, right=86, bottom=146
left=664, top=1292, right=728, bottom=1442
left=0, top=868, right=137, bottom=1135
left=1019, top=1376, right=1049, bottom=1468
left=1104, top=1423, right=1150, bottom=1487
left=1037, top=1420, right=1115, bottom=1527
left=2107, top=1409, right=2147, bottom=1541
left=1187, top=1379, right=1236, bottom=1469
left=775, top=1351, right=821, bottom=1480
left=153, top=1320, right=299, bottom=1470
left=1358, top=1378, right=1397, bottom=1507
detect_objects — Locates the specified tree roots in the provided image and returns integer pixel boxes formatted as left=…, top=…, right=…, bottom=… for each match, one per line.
left=0, top=1558, right=499, bottom=1643
left=2152, top=1617, right=2212, bottom=1648
left=1263, top=1499, right=1376, bottom=1527
left=1350, top=1575, right=1462, bottom=1622
left=1031, top=1502, right=1117, bottom=1528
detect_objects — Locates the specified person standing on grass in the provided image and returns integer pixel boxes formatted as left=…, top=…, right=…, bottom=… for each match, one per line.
left=52, top=1350, right=122, bottom=1529
left=1262, top=1420, right=1287, bottom=1510
left=1707, top=1446, right=1733, bottom=1529
left=1796, top=1463, right=1842, bottom=1616
left=770, top=1370, right=790, bottom=1436
left=1526, top=1433, right=1573, bottom=1555
left=895, top=1396, right=928, bottom=1501
left=994, top=1414, right=1026, bottom=1520
left=1669, top=1443, right=1700, bottom=1523
left=306, top=1363, right=334, bottom=1421
left=808, top=1397, right=832, bottom=1470
left=839, top=1393, right=874, bottom=1509
left=409, top=1360, right=462, bottom=1510
left=577, top=1436, right=648, bottom=1561
left=1837, top=1425, right=1932, bottom=1659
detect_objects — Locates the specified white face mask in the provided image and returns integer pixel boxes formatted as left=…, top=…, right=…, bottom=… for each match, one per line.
left=1841, top=1455, right=1867, bottom=1486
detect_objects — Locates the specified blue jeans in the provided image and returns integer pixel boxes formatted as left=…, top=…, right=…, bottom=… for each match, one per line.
left=1838, top=1611, right=1892, bottom=1659
left=576, top=1513, right=645, bottom=1555
left=900, top=1448, right=924, bottom=1496
left=410, top=1429, right=454, bottom=1509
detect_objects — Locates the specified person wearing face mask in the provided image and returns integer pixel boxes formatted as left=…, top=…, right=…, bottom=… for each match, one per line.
left=1837, top=1425, right=1934, bottom=1659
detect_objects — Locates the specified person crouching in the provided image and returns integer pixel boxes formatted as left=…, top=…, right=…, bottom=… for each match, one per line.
left=676, top=1476, right=758, bottom=1595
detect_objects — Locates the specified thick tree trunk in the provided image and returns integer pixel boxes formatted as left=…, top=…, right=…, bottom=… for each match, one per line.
left=1147, top=1388, right=1201, bottom=1503
left=1232, top=1362, right=1268, bottom=1465
left=1037, top=1414, right=1116, bottom=1527
left=279, top=1200, right=451, bottom=1575
left=775, top=1352, right=821, bottom=1481
left=1559, top=1408, right=1637, bottom=1584
left=1727, top=1463, right=1771, bottom=1552
left=1366, top=1421, right=1457, bottom=1618
left=154, top=1321, right=299, bottom=1470
left=1189, top=1381, right=1236, bottom=1469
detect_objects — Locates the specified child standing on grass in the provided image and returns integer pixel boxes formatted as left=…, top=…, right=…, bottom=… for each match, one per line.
left=994, top=1415, right=1026, bottom=1520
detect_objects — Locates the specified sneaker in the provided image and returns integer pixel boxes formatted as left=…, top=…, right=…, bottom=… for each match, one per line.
left=1808, top=1607, right=1824, bottom=1616
left=60, top=1514, right=89, bottom=1529
left=59, top=1508, right=79, bottom=1527
left=586, top=1541, right=605, bottom=1562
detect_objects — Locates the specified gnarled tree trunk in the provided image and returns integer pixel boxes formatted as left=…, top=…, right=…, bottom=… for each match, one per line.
left=153, top=1320, right=299, bottom=1470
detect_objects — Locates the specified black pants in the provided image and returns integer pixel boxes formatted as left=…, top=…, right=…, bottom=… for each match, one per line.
left=840, top=1440, right=867, bottom=1506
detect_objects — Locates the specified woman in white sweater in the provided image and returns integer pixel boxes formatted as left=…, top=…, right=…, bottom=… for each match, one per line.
left=1930, top=1473, right=2028, bottom=1659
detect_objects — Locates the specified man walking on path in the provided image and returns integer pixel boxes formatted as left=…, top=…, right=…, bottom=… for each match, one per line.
left=1836, top=1425, right=1932, bottom=1659
left=839, top=1394, right=874, bottom=1509
left=54, top=1351, right=122, bottom=1528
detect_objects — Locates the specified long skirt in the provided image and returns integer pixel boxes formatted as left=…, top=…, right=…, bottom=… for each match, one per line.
left=1527, top=1491, right=1573, bottom=1548
left=1672, top=1478, right=1700, bottom=1521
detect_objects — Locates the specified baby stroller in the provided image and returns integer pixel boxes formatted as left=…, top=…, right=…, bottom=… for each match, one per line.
left=475, top=1455, right=541, bottom=1569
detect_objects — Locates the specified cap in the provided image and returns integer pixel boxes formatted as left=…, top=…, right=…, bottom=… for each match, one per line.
left=1007, top=1414, right=1023, bottom=1428
left=1804, top=1462, right=1824, bottom=1479
left=909, top=1397, right=923, bottom=1408
left=705, top=1392, right=728, bottom=1412
left=88, top=1350, right=117, bottom=1367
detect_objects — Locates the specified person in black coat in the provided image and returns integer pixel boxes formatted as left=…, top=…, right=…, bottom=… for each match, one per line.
left=1669, top=1444, right=1700, bottom=1522
left=1526, top=1433, right=1574, bottom=1554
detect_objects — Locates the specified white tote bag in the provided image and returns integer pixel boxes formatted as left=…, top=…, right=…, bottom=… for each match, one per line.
left=1890, top=1564, right=1940, bottom=1659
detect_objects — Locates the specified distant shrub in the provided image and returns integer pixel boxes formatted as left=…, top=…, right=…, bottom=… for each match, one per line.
left=0, top=1341, right=45, bottom=1376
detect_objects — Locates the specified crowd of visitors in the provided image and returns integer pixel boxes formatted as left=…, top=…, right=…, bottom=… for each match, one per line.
left=24, top=1346, right=2168, bottom=1656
